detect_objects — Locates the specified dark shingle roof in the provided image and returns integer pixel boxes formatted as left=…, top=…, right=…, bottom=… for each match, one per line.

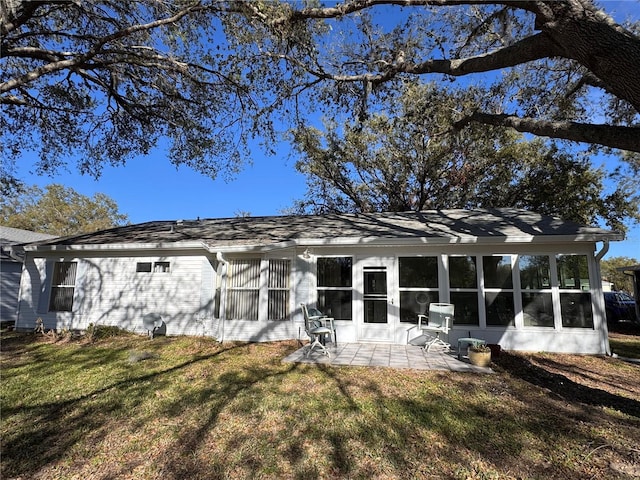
left=1, top=226, right=58, bottom=261
left=29, top=209, right=621, bottom=251
left=0, top=226, right=57, bottom=245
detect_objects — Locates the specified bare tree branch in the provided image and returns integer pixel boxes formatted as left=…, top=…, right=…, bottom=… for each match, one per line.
left=455, top=112, right=640, bottom=152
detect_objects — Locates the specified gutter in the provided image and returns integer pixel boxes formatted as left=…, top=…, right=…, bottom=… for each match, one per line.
left=595, top=239, right=612, bottom=356
left=21, top=230, right=623, bottom=255
left=23, top=241, right=207, bottom=253
left=205, top=233, right=621, bottom=254
left=216, top=252, right=227, bottom=343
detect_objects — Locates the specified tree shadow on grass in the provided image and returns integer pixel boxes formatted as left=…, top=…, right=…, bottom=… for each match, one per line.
left=0, top=337, right=258, bottom=479
left=4, top=336, right=638, bottom=480
left=495, top=351, right=640, bottom=418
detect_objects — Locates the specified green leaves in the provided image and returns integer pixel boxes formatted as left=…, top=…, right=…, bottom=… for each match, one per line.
left=291, top=82, right=639, bottom=232
left=0, top=184, right=129, bottom=236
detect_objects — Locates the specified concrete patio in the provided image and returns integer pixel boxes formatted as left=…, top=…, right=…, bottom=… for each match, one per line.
left=283, top=342, right=493, bottom=372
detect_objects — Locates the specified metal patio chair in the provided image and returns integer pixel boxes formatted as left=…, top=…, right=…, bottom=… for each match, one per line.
left=418, top=303, right=454, bottom=352
left=300, top=303, right=335, bottom=357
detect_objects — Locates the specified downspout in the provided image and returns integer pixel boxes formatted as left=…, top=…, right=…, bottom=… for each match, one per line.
left=14, top=248, right=26, bottom=326
left=595, top=238, right=609, bottom=262
left=595, top=239, right=612, bottom=356
left=216, top=252, right=227, bottom=343
left=6, top=245, right=25, bottom=263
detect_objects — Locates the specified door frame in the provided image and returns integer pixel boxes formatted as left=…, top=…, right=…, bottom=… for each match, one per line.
left=355, top=256, right=398, bottom=343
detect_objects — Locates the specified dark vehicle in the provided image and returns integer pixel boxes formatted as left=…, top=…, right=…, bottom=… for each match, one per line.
left=604, top=291, right=638, bottom=323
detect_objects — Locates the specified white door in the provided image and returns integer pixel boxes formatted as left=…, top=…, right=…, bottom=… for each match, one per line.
left=357, top=258, right=397, bottom=342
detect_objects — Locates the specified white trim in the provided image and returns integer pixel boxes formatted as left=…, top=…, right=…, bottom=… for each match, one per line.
left=23, top=230, right=622, bottom=254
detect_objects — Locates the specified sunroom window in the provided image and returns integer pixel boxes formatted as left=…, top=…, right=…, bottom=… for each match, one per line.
left=519, top=255, right=554, bottom=327
left=483, top=255, right=515, bottom=326
left=556, top=254, right=593, bottom=328
left=399, top=257, right=439, bottom=323
left=449, top=256, right=479, bottom=325
left=317, top=257, right=352, bottom=321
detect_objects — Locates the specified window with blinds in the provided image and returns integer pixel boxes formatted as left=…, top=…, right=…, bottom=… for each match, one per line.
left=49, top=261, right=78, bottom=311
left=226, top=259, right=260, bottom=320
left=268, top=259, right=290, bottom=320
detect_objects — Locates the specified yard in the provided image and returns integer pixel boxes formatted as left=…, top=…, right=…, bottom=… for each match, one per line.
left=1, top=326, right=639, bottom=480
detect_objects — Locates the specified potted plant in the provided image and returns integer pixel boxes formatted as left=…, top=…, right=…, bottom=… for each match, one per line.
left=468, top=344, right=492, bottom=367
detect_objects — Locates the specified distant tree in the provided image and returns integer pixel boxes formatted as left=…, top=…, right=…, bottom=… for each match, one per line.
left=291, top=82, right=640, bottom=232
left=1, top=0, right=639, bottom=193
left=0, top=184, right=129, bottom=236
left=601, top=256, right=640, bottom=294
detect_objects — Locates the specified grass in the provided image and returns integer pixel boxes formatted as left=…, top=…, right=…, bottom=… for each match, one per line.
left=1, top=328, right=640, bottom=480
left=609, top=322, right=640, bottom=359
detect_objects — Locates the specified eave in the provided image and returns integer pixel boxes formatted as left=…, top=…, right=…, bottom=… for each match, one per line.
left=21, top=231, right=622, bottom=256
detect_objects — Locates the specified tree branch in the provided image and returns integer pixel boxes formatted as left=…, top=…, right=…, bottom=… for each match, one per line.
left=0, top=2, right=203, bottom=96
left=284, top=0, right=511, bottom=22
left=404, top=32, right=560, bottom=77
left=455, top=112, right=640, bottom=152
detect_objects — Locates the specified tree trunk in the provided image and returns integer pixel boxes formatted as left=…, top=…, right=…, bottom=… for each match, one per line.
left=533, top=0, right=640, bottom=112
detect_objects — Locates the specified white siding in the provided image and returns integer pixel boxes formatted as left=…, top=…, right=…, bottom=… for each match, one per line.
left=15, top=241, right=609, bottom=354
left=1, top=260, right=23, bottom=323
left=17, top=252, right=217, bottom=336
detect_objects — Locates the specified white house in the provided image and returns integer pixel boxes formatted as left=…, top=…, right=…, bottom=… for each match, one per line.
left=13, top=209, right=623, bottom=354
left=1, top=226, right=57, bottom=324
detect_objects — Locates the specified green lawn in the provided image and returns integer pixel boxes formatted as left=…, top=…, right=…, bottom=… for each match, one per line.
left=1, top=329, right=639, bottom=480
left=609, top=325, right=640, bottom=359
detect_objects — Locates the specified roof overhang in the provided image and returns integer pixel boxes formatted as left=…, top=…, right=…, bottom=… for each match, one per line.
left=21, top=231, right=622, bottom=255
left=617, top=264, right=640, bottom=273
left=23, top=241, right=207, bottom=253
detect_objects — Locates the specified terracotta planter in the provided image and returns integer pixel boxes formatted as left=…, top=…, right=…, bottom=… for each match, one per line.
left=468, top=349, right=492, bottom=367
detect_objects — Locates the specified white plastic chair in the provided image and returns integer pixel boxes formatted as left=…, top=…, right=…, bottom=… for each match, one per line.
left=142, top=313, right=165, bottom=338
left=300, top=303, right=334, bottom=357
left=418, top=303, right=454, bottom=352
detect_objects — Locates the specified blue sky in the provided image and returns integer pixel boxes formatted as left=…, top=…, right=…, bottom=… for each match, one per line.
left=12, top=0, right=640, bottom=261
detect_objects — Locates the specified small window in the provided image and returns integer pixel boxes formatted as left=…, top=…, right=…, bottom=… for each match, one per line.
left=136, top=262, right=152, bottom=273
left=49, top=261, right=77, bottom=311
left=154, top=262, right=170, bottom=273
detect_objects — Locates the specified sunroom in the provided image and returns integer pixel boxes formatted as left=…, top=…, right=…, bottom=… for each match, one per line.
left=15, top=209, right=621, bottom=354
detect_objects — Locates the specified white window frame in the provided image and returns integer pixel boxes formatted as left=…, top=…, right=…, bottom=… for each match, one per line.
left=226, top=258, right=261, bottom=321
left=316, top=256, right=353, bottom=321
left=482, top=254, right=516, bottom=328
left=49, top=261, right=78, bottom=312
left=267, top=259, right=291, bottom=321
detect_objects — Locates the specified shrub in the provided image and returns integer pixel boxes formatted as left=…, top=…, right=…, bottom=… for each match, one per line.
left=86, top=323, right=129, bottom=341
left=469, top=344, right=491, bottom=353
